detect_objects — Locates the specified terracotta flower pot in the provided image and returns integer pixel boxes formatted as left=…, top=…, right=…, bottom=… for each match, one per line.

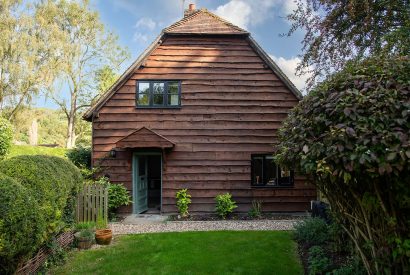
left=95, top=229, right=113, bottom=245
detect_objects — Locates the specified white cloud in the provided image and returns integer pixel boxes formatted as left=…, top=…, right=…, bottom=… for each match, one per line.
left=270, top=55, right=311, bottom=91
left=214, top=0, right=252, bottom=29
left=133, top=32, right=149, bottom=44
left=213, top=0, right=299, bottom=29
left=135, top=17, right=157, bottom=30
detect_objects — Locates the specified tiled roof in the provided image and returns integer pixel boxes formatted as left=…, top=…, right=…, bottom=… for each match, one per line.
left=164, top=9, right=248, bottom=35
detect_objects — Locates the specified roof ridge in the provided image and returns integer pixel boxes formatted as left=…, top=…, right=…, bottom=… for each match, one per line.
left=163, top=9, right=202, bottom=32
left=164, top=8, right=248, bottom=34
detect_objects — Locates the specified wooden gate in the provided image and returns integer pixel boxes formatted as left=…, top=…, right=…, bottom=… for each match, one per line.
left=76, top=184, right=108, bottom=223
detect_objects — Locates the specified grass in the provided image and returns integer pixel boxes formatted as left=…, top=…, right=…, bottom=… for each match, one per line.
left=7, top=145, right=67, bottom=158
left=53, top=231, right=302, bottom=275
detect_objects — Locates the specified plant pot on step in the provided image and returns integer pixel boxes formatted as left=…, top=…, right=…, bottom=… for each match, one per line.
left=95, top=229, right=113, bottom=245
left=74, top=231, right=94, bottom=249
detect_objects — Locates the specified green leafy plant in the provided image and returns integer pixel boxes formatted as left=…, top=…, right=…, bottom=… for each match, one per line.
left=96, top=209, right=107, bottom=230
left=0, top=118, right=13, bottom=159
left=308, top=245, right=332, bottom=275
left=78, top=229, right=94, bottom=240
left=275, top=56, right=410, bottom=274
left=248, top=200, right=262, bottom=218
left=0, top=174, right=44, bottom=273
left=294, top=218, right=330, bottom=247
left=175, top=189, right=192, bottom=217
left=66, top=146, right=91, bottom=168
left=107, top=182, right=132, bottom=211
left=0, top=155, right=82, bottom=234
left=75, top=222, right=96, bottom=231
left=215, top=193, right=237, bottom=219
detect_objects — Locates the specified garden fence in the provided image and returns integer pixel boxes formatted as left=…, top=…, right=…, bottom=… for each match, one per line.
left=76, top=184, right=108, bottom=223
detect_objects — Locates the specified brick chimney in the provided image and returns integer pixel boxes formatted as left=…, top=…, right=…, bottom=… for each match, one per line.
left=184, top=3, right=196, bottom=17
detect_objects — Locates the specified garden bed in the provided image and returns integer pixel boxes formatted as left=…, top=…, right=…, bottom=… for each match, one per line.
left=167, top=213, right=306, bottom=221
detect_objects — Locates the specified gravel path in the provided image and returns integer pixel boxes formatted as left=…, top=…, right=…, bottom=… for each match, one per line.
left=110, top=220, right=298, bottom=235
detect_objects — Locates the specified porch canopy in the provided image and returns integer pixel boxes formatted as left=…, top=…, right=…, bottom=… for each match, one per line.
left=116, top=127, right=175, bottom=149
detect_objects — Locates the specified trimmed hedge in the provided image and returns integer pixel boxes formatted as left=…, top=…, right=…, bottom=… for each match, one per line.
left=0, top=155, right=82, bottom=273
left=0, top=174, right=44, bottom=274
left=0, top=155, right=82, bottom=232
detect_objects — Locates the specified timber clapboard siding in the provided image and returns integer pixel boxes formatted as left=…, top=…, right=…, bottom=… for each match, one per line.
left=87, top=8, right=316, bottom=214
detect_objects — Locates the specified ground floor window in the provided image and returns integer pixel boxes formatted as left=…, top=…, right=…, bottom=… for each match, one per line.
left=251, top=154, right=294, bottom=187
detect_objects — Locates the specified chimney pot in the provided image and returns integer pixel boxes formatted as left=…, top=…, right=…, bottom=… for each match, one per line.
left=189, top=3, right=196, bottom=11
left=184, top=3, right=196, bottom=17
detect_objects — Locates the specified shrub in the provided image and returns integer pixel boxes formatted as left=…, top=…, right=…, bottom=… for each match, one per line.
left=66, top=146, right=91, bottom=168
left=275, top=56, right=410, bottom=273
left=294, top=217, right=330, bottom=247
left=94, top=177, right=131, bottom=217
left=308, top=246, right=332, bottom=275
left=0, top=174, right=44, bottom=274
left=0, top=155, right=82, bottom=235
left=176, top=189, right=192, bottom=217
left=107, top=182, right=132, bottom=211
left=215, top=193, right=237, bottom=219
left=248, top=200, right=262, bottom=218
left=0, top=118, right=13, bottom=159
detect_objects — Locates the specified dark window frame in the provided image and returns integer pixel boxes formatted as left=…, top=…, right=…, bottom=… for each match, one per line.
left=136, top=80, right=181, bottom=108
left=251, top=154, right=294, bottom=188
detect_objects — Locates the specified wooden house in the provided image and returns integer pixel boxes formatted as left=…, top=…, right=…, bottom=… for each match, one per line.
left=83, top=5, right=316, bottom=214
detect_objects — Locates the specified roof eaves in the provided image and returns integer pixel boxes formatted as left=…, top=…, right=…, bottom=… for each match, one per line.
left=83, top=32, right=165, bottom=121
left=247, top=36, right=303, bottom=100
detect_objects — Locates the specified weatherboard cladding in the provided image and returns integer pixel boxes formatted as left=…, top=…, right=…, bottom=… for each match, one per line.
left=89, top=9, right=315, bottom=213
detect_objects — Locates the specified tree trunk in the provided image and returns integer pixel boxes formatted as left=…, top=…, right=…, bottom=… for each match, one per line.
left=66, top=90, right=77, bottom=148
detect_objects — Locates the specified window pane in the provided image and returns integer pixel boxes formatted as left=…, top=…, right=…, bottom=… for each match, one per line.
left=168, top=94, right=179, bottom=106
left=252, top=156, right=263, bottom=185
left=168, top=82, right=179, bottom=94
left=138, top=82, right=150, bottom=94
left=264, top=156, right=277, bottom=186
left=278, top=167, right=293, bottom=186
left=137, top=93, right=149, bottom=106
left=153, top=94, right=164, bottom=105
left=153, top=82, right=164, bottom=94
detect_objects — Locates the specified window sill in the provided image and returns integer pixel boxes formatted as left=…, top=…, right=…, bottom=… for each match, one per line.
left=251, top=185, right=294, bottom=189
left=136, top=106, right=182, bottom=109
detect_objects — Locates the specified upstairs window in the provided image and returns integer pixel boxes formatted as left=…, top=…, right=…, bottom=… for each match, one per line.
left=136, top=81, right=181, bottom=108
left=251, top=154, right=294, bottom=187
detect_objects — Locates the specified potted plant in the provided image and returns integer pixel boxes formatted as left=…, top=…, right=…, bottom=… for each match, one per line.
left=74, top=222, right=95, bottom=249
left=74, top=229, right=94, bottom=249
left=95, top=211, right=112, bottom=245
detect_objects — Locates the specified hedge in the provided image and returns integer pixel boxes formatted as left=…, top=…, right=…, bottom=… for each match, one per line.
left=0, top=174, right=44, bottom=274
left=0, top=155, right=82, bottom=273
left=0, top=155, right=82, bottom=231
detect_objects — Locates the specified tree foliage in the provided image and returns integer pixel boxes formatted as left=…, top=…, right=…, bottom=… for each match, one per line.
left=275, top=56, right=410, bottom=273
left=36, top=0, right=129, bottom=148
left=0, top=0, right=59, bottom=119
left=287, top=0, right=410, bottom=86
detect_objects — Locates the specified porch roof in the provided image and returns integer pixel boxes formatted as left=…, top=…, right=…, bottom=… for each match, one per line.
left=115, top=127, right=175, bottom=149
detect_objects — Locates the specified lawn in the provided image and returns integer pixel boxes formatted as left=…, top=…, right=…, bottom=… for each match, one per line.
left=7, top=145, right=67, bottom=158
left=53, top=231, right=302, bottom=275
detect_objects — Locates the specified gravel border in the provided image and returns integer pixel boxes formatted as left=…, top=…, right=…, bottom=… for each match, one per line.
left=110, top=220, right=298, bottom=235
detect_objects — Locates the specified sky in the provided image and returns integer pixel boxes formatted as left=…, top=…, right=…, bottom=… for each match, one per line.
left=35, top=0, right=309, bottom=109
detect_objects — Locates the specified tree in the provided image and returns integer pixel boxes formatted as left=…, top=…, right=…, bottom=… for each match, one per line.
left=274, top=56, right=410, bottom=274
left=37, top=0, right=129, bottom=148
left=287, top=0, right=410, bottom=87
left=0, top=0, right=58, bottom=119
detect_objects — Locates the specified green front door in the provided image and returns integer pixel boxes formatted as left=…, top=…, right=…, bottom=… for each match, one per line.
left=133, top=155, right=148, bottom=213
